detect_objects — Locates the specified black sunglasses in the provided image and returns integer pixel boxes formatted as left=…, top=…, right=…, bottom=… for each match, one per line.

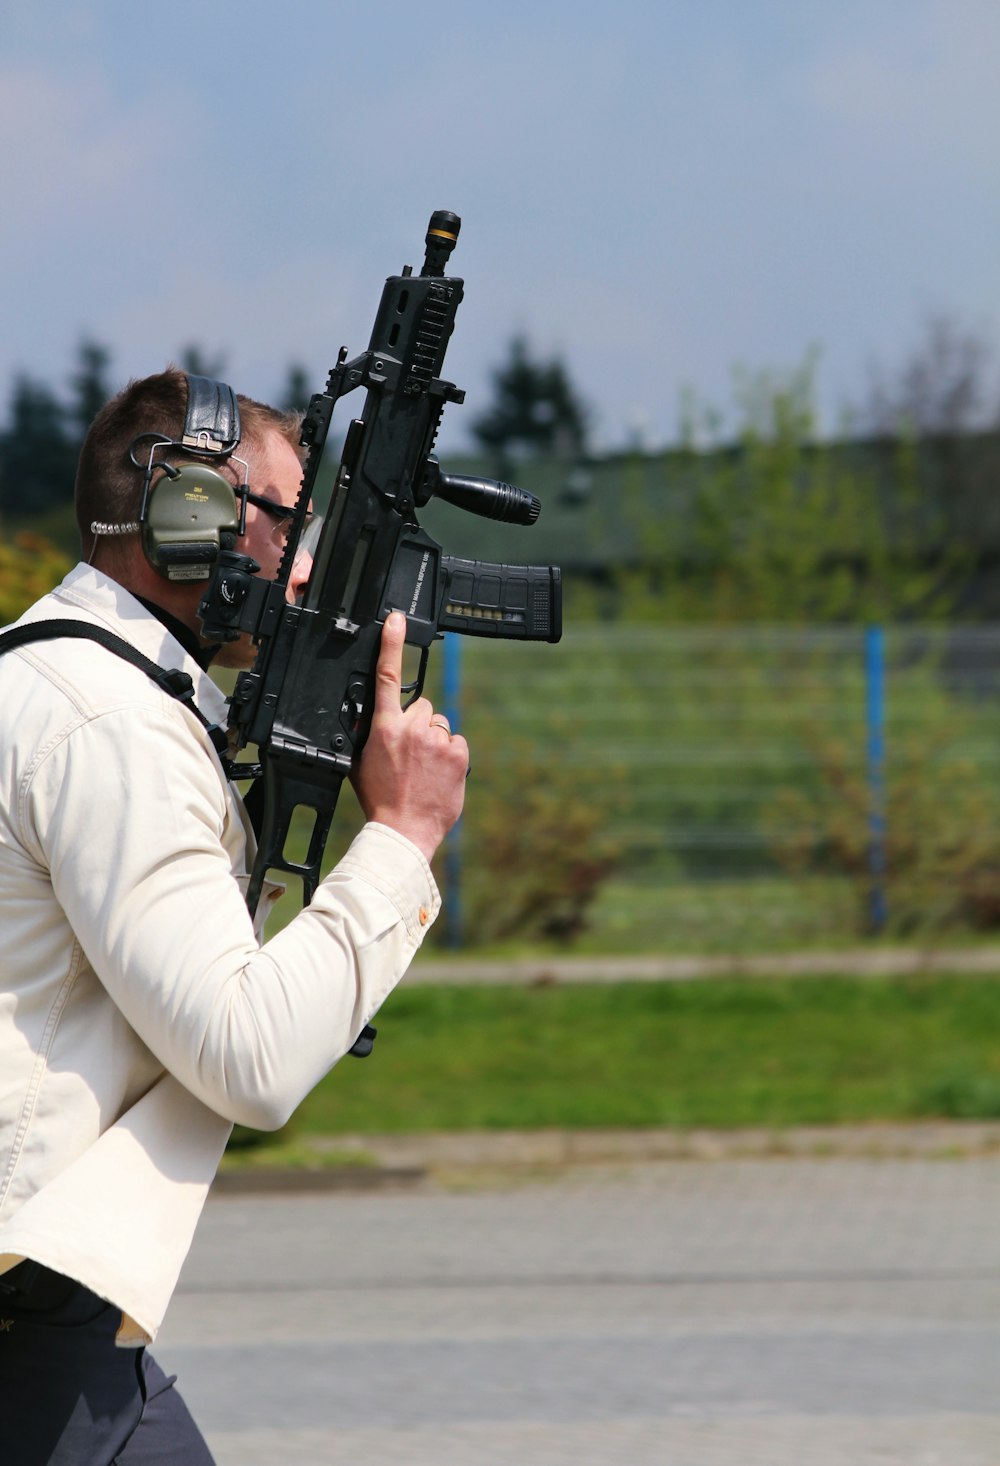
left=245, top=489, right=293, bottom=523
left=244, top=490, right=315, bottom=535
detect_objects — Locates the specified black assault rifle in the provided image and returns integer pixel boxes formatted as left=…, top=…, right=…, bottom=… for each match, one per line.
left=198, top=212, right=562, bottom=1044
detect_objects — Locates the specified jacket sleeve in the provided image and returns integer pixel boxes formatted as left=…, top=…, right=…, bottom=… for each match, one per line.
left=19, top=700, right=440, bottom=1130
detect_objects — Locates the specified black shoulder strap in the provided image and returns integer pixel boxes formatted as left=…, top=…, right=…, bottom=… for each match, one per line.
left=0, top=619, right=235, bottom=772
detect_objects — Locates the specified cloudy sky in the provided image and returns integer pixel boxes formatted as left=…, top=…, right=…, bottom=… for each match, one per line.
left=2, top=0, right=997, bottom=451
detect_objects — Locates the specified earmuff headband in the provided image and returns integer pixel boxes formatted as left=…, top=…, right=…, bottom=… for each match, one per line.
left=181, top=375, right=241, bottom=455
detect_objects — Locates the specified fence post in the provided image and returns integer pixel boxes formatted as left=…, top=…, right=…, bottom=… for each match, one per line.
left=865, top=624, right=888, bottom=932
left=443, top=632, right=464, bottom=949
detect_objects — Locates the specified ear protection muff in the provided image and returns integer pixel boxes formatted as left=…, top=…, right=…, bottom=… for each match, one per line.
left=141, top=461, right=241, bottom=581
left=134, top=374, right=246, bottom=582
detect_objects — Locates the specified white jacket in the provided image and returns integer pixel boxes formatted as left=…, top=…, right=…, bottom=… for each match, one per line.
left=0, top=565, right=440, bottom=1344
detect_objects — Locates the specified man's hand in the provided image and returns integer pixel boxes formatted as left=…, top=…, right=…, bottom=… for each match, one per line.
left=352, top=613, right=470, bottom=863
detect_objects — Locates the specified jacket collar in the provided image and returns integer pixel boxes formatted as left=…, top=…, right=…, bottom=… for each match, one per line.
left=50, top=564, right=229, bottom=721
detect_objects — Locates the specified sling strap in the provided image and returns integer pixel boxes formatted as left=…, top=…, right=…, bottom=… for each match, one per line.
left=0, top=618, right=235, bottom=773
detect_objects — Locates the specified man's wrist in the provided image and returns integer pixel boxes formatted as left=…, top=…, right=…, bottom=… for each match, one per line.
left=364, top=812, right=443, bottom=865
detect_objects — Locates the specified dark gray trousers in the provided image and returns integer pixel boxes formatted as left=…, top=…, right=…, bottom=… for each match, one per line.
left=0, top=1263, right=214, bottom=1465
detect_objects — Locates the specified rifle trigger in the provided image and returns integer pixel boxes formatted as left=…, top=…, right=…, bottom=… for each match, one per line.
left=400, top=645, right=430, bottom=710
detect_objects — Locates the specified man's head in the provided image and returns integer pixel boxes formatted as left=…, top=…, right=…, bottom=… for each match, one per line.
left=75, top=367, right=304, bottom=567
left=75, top=368, right=310, bottom=659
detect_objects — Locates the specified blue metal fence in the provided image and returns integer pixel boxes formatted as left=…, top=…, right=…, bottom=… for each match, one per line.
left=440, top=623, right=1000, bottom=934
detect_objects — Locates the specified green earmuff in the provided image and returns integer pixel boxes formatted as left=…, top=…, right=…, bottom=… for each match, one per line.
left=136, top=374, right=244, bottom=582
left=142, top=463, right=239, bottom=582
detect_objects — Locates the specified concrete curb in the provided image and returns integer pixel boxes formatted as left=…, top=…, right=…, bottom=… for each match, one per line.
left=214, top=1119, right=1000, bottom=1194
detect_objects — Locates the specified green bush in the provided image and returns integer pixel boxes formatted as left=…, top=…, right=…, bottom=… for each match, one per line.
left=0, top=531, right=72, bottom=623
left=765, top=671, right=1000, bottom=935
left=432, top=734, right=621, bottom=945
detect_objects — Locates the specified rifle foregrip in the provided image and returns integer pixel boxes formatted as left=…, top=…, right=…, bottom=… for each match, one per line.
left=438, top=557, right=562, bottom=642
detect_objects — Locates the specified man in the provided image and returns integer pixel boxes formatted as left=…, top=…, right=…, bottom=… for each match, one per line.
left=0, top=368, right=469, bottom=1462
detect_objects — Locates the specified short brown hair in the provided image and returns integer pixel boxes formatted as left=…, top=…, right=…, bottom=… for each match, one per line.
left=75, top=366, right=304, bottom=557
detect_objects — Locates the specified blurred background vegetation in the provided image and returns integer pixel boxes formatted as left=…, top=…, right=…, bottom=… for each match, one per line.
left=4, top=317, right=1000, bottom=955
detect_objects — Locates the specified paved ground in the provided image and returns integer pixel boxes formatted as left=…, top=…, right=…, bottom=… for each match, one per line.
left=156, top=1143, right=1000, bottom=1465
left=153, top=950, right=1000, bottom=1460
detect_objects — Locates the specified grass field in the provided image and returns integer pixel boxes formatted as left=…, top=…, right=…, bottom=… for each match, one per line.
left=232, top=973, right=1000, bottom=1153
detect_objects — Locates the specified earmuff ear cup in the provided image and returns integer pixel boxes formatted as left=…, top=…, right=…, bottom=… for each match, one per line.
left=142, top=464, right=240, bottom=581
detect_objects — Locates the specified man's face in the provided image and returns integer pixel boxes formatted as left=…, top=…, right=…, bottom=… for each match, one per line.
left=212, top=429, right=313, bottom=669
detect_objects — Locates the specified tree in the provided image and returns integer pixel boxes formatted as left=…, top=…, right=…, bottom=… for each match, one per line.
left=68, top=339, right=113, bottom=440
left=279, top=363, right=312, bottom=413
left=612, top=359, right=967, bottom=625
left=471, top=336, right=589, bottom=471
left=178, top=344, right=227, bottom=381
left=0, top=374, right=76, bottom=517
left=844, top=316, right=1000, bottom=615
left=0, top=340, right=117, bottom=518
left=853, top=314, right=1000, bottom=438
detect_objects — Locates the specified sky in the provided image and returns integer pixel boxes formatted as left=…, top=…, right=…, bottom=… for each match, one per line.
left=2, top=0, right=998, bottom=453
